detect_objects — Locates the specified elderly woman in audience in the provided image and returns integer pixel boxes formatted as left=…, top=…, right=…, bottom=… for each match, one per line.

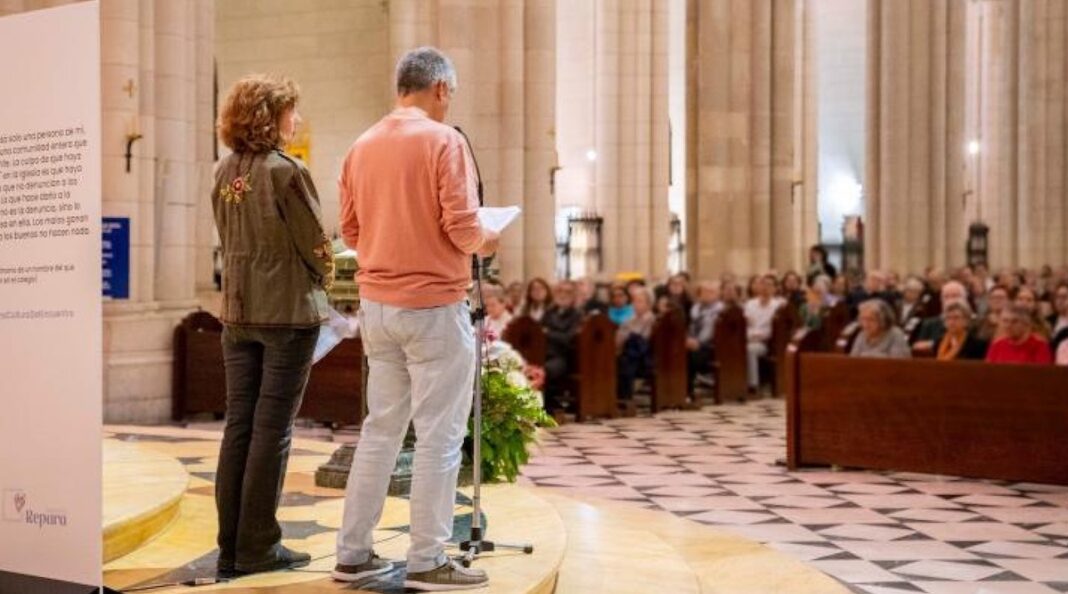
left=936, top=301, right=987, bottom=361
left=986, top=305, right=1052, bottom=365
left=1014, top=285, right=1052, bottom=339
left=913, top=280, right=968, bottom=353
left=898, top=276, right=926, bottom=326
left=850, top=299, right=911, bottom=359
left=540, top=281, right=584, bottom=411
left=607, top=284, right=634, bottom=325
left=687, top=281, right=723, bottom=394
left=617, top=286, right=657, bottom=401
left=744, top=275, right=785, bottom=392
left=482, top=283, right=513, bottom=339
left=521, top=278, right=553, bottom=321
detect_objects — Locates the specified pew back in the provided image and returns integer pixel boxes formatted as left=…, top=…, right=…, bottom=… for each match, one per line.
left=650, top=309, right=689, bottom=411
left=502, top=315, right=547, bottom=367
left=821, top=302, right=851, bottom=351
left=769, top=304, right=802, bottom=397
left=573, top=313, right=619, bottom=421
left=712, top=304, right=748, bottom=403
left=786, top=353, right=1068, bottom=485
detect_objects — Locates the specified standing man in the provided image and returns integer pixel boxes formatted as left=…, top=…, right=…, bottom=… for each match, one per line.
left=333, top=47, right=498, bottom=591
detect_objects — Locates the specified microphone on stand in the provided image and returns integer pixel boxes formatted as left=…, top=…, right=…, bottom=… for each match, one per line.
left=453, top=125, right=492, bottom=279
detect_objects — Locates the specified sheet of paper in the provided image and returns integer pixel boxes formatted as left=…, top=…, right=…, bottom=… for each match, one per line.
left=313, top=307, right=359, bottom=364
left=478, top=206, right=522, bottom=233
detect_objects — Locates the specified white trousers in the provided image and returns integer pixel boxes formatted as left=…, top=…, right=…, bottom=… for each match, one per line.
left=746, top=341, right=767, bottom=389
left=336, top=299, right=476, bottom=573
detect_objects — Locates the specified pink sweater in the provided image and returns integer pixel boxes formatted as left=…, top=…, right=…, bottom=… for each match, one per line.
left=338, top=107, right=486, bottom=308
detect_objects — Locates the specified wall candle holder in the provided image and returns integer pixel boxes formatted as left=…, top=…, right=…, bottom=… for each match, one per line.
left=124, top=133, right=142, bottom=173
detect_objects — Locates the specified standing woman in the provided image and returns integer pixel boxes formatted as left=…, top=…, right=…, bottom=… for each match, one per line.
left=212, top=74, right=335, bottom=577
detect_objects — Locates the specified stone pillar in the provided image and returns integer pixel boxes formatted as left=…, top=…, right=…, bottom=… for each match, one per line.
left=593, top=0, right=669, bottom=279
left=689, top=0, right=807, bottom=279
left=864, top=0, right=966, bottom=273
left=522, top=0, right=557, bottom=282
left=101, top=0, right=213, bottom=423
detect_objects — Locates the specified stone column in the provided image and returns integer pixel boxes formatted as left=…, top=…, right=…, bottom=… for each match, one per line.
left=864, top=0, right=966, bottom=273
left=690, top=0, right=807, bottom=279
left=101, top=0, right=213, bottom=423
left=522, top=0, right=557, bottom=281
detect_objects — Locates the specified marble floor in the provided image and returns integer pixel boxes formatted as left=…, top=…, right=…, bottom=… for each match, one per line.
left=517, top=399, right=1068, bottom=594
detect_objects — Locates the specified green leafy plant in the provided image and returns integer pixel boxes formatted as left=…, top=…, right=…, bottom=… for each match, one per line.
left=466, top=341, right=556, bottom=483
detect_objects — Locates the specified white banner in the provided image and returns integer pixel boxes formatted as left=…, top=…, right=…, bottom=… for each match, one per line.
left=0, top=1, right=103, bottom=590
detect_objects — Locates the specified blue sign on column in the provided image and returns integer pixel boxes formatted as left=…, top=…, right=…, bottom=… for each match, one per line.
left=102, top=217, right=130, bottom=299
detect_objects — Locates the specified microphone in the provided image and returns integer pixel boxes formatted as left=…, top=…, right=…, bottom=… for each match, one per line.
left=453, top=126, right=484, bottom=207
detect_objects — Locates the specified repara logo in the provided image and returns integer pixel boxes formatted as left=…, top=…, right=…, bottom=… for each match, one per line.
left=3, top=489, right=68, bottom=529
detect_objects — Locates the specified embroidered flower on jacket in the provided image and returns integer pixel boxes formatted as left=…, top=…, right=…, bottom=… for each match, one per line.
left=220, top=173, right=252, bottom=205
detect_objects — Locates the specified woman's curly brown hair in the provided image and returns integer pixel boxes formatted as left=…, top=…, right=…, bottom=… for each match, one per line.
left=218, top=74, right=300, bottom=153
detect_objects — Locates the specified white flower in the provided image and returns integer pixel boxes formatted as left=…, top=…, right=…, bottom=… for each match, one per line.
left=506, top=369, right=530, bottom=390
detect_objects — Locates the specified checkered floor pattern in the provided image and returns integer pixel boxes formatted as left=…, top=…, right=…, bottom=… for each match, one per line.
left=520, top=400, right=1068, bottom=594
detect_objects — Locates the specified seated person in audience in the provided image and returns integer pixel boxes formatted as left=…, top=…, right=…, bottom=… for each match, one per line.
left=482, top=284, right=513, bottom=339
left=1057, top=340, right=1068, bottom=366
left=585, top=282, right=612, bottom=315
left=540, top=281, right=583, bottom=410
left=936, top=301, right=988, bottom=361
left=687, top=281, right=723, bottom=394
left=986, top=305, right=1052, bottom=365
left=744, top=275, right=785, bottom=392
left=1015, top=285, right=1053, bottom=339
left=721, top=281, right=742, bottom=307
left=913, top=280, right=968, bottom=353
left=505, top=281, right=524, bottom=313
left=1049, top=282, right=1068, bottom=355
left=976, top=285, right=1010, bottom=341
left=607, top=284, right=634, bottom=325
left=655, top=294, right=671, bottom=316
left=800, top=279, right=829, bottom=330
left=831, top=274, right=850, bottom=303
left=898, top=276, right=926, bottom=326
left=781, top=271, right=805, bottom=307
left=616, top=286, right=656, bottom=401
left=847, top=270, right=896, bottom=317
left=665, top=273, right=694, bottom=323
left=850, top=299, right=912, bottom=359
left=521, top=277, right=553, bottom=322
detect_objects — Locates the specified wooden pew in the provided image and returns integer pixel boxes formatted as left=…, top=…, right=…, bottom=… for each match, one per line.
left=821, top=301, right=851, bottom=351
left=711, top=304, right=747, bottom=404
left=502, top=315, right=547, bottom=367
left=172, top=311, right=226, bottom=421
left=766, top=303, right=802, bottom=398
left=172, top=311, right=364, bottom=426
left=571, top=313, right=619, bottom=421
left=785, top=353, right=1068, bottom=485
left=650, top=309, right=689, bottom=412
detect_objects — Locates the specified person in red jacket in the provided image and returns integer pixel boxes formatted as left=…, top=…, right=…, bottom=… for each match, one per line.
left=986, top=304, right=1053, bottom=365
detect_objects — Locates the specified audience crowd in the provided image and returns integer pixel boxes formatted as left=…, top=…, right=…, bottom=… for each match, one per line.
left=481, top=246, right=1068, bottom=413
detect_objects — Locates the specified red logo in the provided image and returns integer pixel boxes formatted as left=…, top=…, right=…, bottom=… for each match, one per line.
left=14, top=492, right=26, bottom=513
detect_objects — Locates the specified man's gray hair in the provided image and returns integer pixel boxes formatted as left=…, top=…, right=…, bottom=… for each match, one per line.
left=396, top=47, right=457, bottom=96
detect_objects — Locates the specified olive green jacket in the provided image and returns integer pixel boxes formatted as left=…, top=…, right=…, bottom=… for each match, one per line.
left=212, top=150, right=335, bottom=328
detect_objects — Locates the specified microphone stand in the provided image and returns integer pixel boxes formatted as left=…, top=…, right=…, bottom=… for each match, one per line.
left=452, top=126, right=533, bottom=567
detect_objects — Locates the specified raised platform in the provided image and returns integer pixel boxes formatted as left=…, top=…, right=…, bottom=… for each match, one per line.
left=103, top=438, right=189, bottom=562
left=101, top=426, right=845, bottom=593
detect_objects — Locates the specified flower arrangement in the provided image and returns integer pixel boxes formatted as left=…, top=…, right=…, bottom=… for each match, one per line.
left=468, top=335, right=556, bottom=483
